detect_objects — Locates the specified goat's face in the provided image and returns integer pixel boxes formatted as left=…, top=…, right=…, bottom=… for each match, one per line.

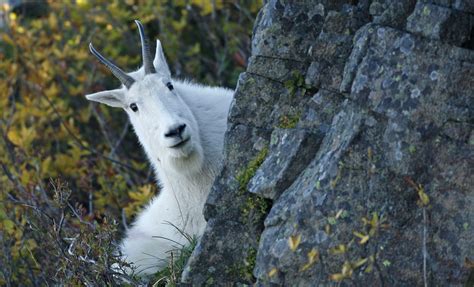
left=126, top=73, right=202, bottom=166
left=85, top=21, right=203, bottom=172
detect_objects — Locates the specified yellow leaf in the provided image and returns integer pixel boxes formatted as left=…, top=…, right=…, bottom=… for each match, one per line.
left=300, top=248, right=319, bottom=271
left=365, top=264, right=373, bottom=273
left=20, top=169, right=33, bottom=186
left=54, top=153, right=76, bottom=176
left=370, top=212, right=379, bottom=227
left=48, top=14, right=58, bottom=30
left=191, top=0, right=222, bottom=15
left=7, top=126, right=37, bottom=149
left=7, top=129, right=22, bottom=146
left=365, top=255, right=375, bottom=273
left=307, top=248, right=318, bottom=262
left=330, top=244, right=347, bottom=255
left=329, top=273, right=345, bottom=282
left=41, top=157, right=53, bottom=175
left=45, top=83, right=59, bottom=98
left=325, top=224, right=331, bottom=234
left=359, top=235, right=369, bottom=244
left=352, top=257, right=368, bottom=269
left=417, top=185, right=430, bottom=206
left=125, top=185, right=155, bottom=216
left=2, top=219, right=15, bottom=234
left=77, top=0, right=88, bottom=7
left=341, top=261, right=353, bottom=276
left=353, top=231, right=370, bottom=245
left=1, top=33, right=14, bottom=45
left=268, top=268, right=278, bottom=277
left=25, top=238, right=38, bottom=250
left=288, top=234, right=301, bottom=251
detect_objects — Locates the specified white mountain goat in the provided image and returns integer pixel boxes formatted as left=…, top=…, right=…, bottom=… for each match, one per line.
left=85, top=20, right=234, bottom=275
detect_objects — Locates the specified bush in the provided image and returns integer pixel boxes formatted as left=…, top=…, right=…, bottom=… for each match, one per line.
left=0, top=0, right=260, bottom=285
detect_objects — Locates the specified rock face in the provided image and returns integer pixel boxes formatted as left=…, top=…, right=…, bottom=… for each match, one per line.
left=183, top=0, right=473, bottom=285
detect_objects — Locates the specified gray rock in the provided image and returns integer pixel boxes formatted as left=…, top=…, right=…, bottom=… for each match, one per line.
left=248, top=128, right=322, bottom=200
left=183, top=0, right=474, bottom=285
left=247, top=55, right=308, bottom=83
left=419, top=0, right=474, bottom=14
left=182, top=121, right=273, bottom=284
left=369, top=0, right=417, bottom=29
left=306, top=6, right=369, bottom=92
left=251, top=0, right=358, bottom=62
left=406, top=2, right=472, bottom=46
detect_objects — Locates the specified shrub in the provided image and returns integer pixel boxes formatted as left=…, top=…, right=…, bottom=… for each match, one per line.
left=0, top=0, right=261, bottom=285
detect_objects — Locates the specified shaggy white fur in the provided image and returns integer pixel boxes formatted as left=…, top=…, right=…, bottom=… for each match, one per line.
left=86, top=22, right=233, bottom=275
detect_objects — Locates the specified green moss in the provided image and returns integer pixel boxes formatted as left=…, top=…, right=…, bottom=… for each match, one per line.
left=278, top=112, right=301, bottom=129
left=204, top=277, right=215, bottom=286
left=284, top=70, right=311, bottom=97
left=423, top=5, right=431, bottom=15
left=236, top=146, right=271, bottom=221
left=231, top=148, right=271, bottom=283
left=242, top=194, right=271, bottom=220
left=227, top=247, right=258, bottom=283
left=244, top=247, right=258, bottom=278
left=236, top=146, right=269, bottom=194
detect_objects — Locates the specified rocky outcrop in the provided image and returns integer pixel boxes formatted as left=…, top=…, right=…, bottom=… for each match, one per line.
left=183, top=0, right=473, bottom=285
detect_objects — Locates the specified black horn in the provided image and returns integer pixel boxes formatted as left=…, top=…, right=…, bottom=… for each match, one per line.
left=89, top=43, right=135, bottom=89
left=135, top=20, right=156, bottom=75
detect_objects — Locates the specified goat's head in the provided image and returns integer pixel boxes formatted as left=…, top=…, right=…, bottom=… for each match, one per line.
left=86, top=20, right=203, bottom=173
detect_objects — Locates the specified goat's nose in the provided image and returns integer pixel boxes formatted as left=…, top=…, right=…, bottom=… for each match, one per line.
left=164, top=124, right=186, bottom=138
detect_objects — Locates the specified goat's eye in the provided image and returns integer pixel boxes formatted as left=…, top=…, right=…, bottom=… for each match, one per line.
left=166, top=82, right=174, bottom=91
left=129, top=103, right=138, bottom=112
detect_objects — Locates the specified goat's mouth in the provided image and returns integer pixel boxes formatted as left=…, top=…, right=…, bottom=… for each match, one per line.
left=169, top=137, right=190, bottom=149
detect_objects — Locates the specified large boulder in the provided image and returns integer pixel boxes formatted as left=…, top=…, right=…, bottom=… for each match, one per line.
left=183, top=0, right=473, bottom=285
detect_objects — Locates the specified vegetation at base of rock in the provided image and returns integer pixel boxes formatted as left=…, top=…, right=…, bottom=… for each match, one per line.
left=152, top=234, right=198, bottom=287
left=0, top=1, right=260, bottom=285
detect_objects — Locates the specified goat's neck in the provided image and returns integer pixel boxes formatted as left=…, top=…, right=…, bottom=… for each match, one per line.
left=150, top=156, right=217, bottom=205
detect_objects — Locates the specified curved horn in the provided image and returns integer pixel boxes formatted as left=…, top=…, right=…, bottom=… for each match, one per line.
left=89, top=43, right=135, bottom=89
left=135, top=20, right=156, bottom=75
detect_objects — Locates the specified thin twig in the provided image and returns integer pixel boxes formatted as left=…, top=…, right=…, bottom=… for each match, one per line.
left=422, top=208, right=428, bottom=287
left=121, top=208, right=129, bottom=232
left=110, top=119, right=130, bottom=157
left=90, top=104, right=117, bottom=155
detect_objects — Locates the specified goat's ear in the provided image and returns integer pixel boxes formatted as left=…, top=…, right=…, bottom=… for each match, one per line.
left=153, top=39, right=171, bottom=78
left=85, top=89, right=125, bottom=108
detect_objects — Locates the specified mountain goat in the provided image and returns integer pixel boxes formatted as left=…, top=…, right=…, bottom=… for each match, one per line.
left=85, top=20, right=234, bottom=275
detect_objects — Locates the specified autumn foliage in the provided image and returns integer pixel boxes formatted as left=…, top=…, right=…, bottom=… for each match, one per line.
left=0, top=0, right=260, bottom=285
